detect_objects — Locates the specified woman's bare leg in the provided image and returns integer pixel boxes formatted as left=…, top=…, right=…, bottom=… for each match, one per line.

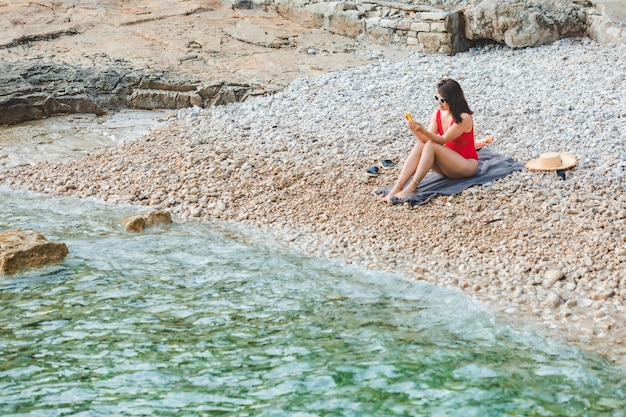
left=382, top=141, right=424, bottom=202
left=390, top=141, right=435, bottom=201
left=431, top=145, right=478, bottom=179
left=392, top=141, right=478, bottom=201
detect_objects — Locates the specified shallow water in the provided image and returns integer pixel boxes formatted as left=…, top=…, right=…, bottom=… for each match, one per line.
left=0, top=110, right=169, bottom=170
left=1, top=189, right=625, bottom=416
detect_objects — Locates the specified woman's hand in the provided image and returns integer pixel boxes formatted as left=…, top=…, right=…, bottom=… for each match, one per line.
left=407, top=119, right=423, bottom=133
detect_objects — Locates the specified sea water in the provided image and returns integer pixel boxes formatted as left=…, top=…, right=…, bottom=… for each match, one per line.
left=1, top=188, right=625, bottom=416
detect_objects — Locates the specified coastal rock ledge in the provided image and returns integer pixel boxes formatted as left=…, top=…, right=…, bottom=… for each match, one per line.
left=1, top=0, right=622, bottom=127
left=0, top=229, right=69, bottom=275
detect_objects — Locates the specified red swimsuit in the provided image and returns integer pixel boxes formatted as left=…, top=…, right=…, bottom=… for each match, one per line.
left=437, top=110, right=477, bottom=160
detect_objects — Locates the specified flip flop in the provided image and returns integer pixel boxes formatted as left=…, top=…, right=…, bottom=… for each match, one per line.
left=380, top=159, right=395, bottom=169
left=366, top=166, right=379, bottom=177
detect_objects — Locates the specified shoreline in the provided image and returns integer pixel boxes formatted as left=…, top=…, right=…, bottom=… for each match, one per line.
left=1, top=38, right=625, bottom=364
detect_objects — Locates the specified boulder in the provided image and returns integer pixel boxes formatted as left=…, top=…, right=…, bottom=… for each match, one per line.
left=588, top=0, right=626, bottom=45
left=0, top=229, right=69, bottom=275
left=464, top=0, right=588, bottom=48
left=123, top=211, right=172, bottom=233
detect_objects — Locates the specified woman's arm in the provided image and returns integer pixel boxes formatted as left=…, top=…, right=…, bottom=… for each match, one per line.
left=407, top=110, right=438, bottom=143
left=409, top=113, right=472, bottom=144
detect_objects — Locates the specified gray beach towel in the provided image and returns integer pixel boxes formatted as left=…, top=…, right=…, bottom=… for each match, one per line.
left=376, top=149, right=524, bottom=207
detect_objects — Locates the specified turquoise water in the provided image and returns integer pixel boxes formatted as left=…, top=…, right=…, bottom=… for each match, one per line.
left=1, top=189, right=625, bottom=416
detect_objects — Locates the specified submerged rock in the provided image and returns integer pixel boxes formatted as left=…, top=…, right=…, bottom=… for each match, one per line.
left=123, top=211, right=172, bottom=233
left=0, top=229, right=69, bottom=275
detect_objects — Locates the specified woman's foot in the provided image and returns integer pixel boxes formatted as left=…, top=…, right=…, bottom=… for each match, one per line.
left=381, top=186, right=402, bottom=203
left=391, top=182, right=418, bottom=202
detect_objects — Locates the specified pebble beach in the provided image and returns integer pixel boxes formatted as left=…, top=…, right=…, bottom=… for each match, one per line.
left=2, top=38, right=625, bottom=363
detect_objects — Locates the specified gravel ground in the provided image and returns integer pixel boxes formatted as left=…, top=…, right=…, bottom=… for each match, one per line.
left=2, top=37, right=625, bottom=363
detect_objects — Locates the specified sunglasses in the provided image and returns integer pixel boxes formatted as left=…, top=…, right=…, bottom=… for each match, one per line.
left=434, top=95, right=447, bottom=104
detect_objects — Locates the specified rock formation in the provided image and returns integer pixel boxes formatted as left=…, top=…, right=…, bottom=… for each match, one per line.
left=0, top=60, right=266, bottom=126
left=0, top=0, right=378, bottom=126
left=0, top=0, right=620, bottom=126
left=0, top=229, right=69, bottom=275
left=463, top=0, right=588, bottom=48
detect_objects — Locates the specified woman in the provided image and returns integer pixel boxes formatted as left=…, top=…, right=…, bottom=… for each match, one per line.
left=382, top=78, right=478, bottom=204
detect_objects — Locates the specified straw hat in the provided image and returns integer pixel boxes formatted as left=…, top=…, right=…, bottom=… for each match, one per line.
left=525, top=152, right=577, bottom=171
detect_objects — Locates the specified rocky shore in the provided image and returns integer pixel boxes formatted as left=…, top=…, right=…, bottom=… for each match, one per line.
left=2, top=34, right=625, bottom=364
left=0, top=0, right=409, bottom=125
left=3, top=0, right=624, bottom=126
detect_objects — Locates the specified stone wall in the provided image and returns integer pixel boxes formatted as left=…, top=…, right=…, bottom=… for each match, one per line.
left=257, top=0, right=469, bottom=54
left=238, top=0, right=608, bottom=55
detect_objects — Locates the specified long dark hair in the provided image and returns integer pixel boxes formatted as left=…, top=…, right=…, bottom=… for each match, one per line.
left=437, top=79, right=473, bottom=123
